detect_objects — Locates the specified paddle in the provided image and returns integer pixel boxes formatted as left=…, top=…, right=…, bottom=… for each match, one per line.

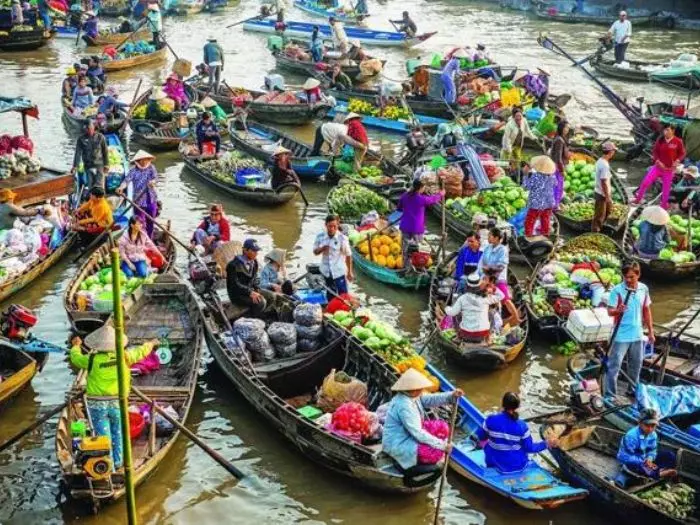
left=225, top=12, right=267, bottom=29
left=74, top=13, right=82, bottom=46
left=433, top=397, right=459, bottom=525
left=127, top=78, right=143, bottom=119
left=598, top=288, right=635, bottom=397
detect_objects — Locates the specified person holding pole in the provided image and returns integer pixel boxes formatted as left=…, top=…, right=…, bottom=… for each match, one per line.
left=118, top=150, right=159, bottom=238
left=397, top=178, right=444, bottom=263
left=203, top=36, right=224, bottom=94
left=69, top=327, right=159, bottom=471
left=605, top=261, right=655, bottom=397
left=145, top=2, right=163, bottom=47
left=607, top=10, right=632, bottom=64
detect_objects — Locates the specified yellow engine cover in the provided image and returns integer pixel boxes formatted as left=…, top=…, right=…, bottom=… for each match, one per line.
left=83, top=456, right=113, bottom=480
left=78, top=435, right=111, bottom=453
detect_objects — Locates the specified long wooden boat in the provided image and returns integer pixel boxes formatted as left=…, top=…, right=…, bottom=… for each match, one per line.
left=534, top=8, right=661, bottom=27
left=243, top=18, right=436, bottom=48
left=429, top=365, right=587, bottom=507
left=131, top=122, right=190, bottom=151
left=643, top=331, right=700, bottom=386
left=328, top=86, right=459, bottom=119
left=102, top=46, right=168, bottom=72
left=56, top=278, right=204, bottom=509
left=293, top=0, right=367, bottom=24
left=202, top=290, right=443, bottom=493
left=62, top=104, right=128, bottom=135
left=351, top=243, right=432, bottom=289
left=129, top=83, right=199, bottom=133
left=622, top=206, right=700, bottom=279
left=430, top=256, right=529, bottom=370
left=0, top=25, right=48, bottom=51
left=334, top=153, right=410, bottom=203
left=63, top=229, right=176, bottom=335
left=546, top=424, right=700, bottom=524
left=84, top=27, right=151, bottom=46
left=179, top=142, right=300, bottom=206
left=327, top=102, right=444, bottom=135
left=0, top=340, right=48, bottom=409
left=168, top=0, right=206, bottom=15
left=273, top=50, right=379, bottom=82
left=227, top=120, right=330, bottom=180
left=590, top=54, right=700, bottom=91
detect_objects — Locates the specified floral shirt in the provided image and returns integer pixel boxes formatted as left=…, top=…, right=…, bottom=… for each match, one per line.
left=523, top=172, right=556, bottom=210
left=124, top=164, right=158, bottom=206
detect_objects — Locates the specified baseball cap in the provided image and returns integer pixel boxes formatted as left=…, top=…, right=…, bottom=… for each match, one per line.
left=243, top=238, right=261, bottom=251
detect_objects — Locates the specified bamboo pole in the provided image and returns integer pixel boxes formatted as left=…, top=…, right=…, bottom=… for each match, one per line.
left=109, top=235, right=137, bottom=525
left=433, top=398, right=458, bottom=525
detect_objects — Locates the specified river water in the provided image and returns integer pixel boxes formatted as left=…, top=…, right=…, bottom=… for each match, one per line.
left=1, top=2, right=699, bottom=524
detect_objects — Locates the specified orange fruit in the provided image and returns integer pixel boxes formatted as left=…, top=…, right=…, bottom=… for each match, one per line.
left=379, top=235, right=392, bottom=246
left=370, top=237, right=382, bottom=248
left=374, top=254, right=387, bottom=267
left=390, top=242, right=401, bottom=256
left=395, top=256, right=404, bottom=269
left=359, top=241, right=369, bottom=255
left=379, top=245, right=390, bottom=256
left=386, top=255, right=396, bottom=269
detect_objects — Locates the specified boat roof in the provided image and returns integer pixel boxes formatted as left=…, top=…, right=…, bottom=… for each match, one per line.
left=0, top=96, right=38, bottom=116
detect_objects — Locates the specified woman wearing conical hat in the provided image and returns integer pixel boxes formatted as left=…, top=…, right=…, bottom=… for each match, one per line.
left=117, top=149, right=159, bottom=238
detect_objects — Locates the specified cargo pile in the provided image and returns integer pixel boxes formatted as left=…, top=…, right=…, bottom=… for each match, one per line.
left=332, top=158, right=393, bottom=185
left=327, top=183, right=392, bottom=220
left=348, top=227, right=408, bottom=270
left=197, top=150, right=267, bottom=186
left=75, top=267, right=157, bottom=312
left=638, top=483, right=695, bottom=520
left=101, top=40, right=156, bottom=61
left=444, top=176, right=528, bottom=223
left=630, top=213, right=699, bottom=263
left=346, top=99, right=411, bottom=121
left=0, top=149, right=42, bottom=179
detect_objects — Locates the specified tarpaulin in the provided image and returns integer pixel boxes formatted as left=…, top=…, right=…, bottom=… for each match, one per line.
left=0, top=97, right=38, bottom=118
left=636, top=383, right=700, bottom=419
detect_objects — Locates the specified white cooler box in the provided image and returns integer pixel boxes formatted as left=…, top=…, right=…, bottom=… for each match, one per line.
left=566, top=308, right=614, bottom=344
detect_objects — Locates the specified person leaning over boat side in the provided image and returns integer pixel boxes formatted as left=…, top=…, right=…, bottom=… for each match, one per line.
left=72, top=119, right=109, bottom=191
left=328, top=16, right=349, bottom=55
left=453, top=231, right=482, bottom=292
left=617, top=408, right=677, bottom=481
left=522, top=155, right=557, bottom=237
left=270, top=145, right=300, bottom=190
left=328, top=62, right=352, bottom=91
left=62, top=67, right=78, bottom=103
left=382, top=368, right=463, bottom=473
left=397, top=178, right=444, bottom=263
left=310, top=120, right=366, bottom=165
left=500, top=107, right=538, bottom=168
left=71, top=76, right=95, bottom=113
left=226, top=238, right=274, bottom=317
left=412, top=61, right=430, bottom=97
left=478, top=227, right=520, bottom=327
left=675, top=165, right=700, bottom=213
left=346, top=39, right=368, bottom=62
left=117, top=150, right=159, bottom=238
left=608, top=10, right=632, bottom=64
left=313, top=214, right=353, bottom=295
left=592, top=141, right=618, bottom=232
left=10, top=0, right=23, bottom=25
left=636, top=205, right=671, bottom=259
left=634, top=124, right=686, bottom=210
left=445, top=273, right=504, bottom=343
left=203, top=36, right=224, bottom=94
left=549, top=120, right=570, bottom=208
left=69, top=328, right=159, bottom=472
left=0, top=189, right=45, bottom=230
left=477, top=392, right=558, bottom=473
left=605, top=261, right=654, bottom=398
left=118, top=216, right=161, bottom=278
left=191, top=203, right=230, bottom=255
left=390, top=11, right=417, bottom=38
left=441, top=49, right=465, bottom=105
left=310, top=25, right=323, bottom=63
left=344, top=112, right=368, bottom=170
left=195, top=111, right=221, bottom=156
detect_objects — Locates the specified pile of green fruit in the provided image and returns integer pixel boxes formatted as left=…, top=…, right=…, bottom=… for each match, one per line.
left=359, top=166, right=383, bottom=179
left=528, top=290, right=556, bottom=317
left=639, top=483, right=695, bottom=520
left=558, top=201, right=627, bottom=222
left=200, top=151, right=265, bottom=185
left=552, top=341, right=579, bottom=356
left=328, top=183, right=391, bottom=221
left=444, top=176, right=527, bottom=223
left=630, top=214, right=699, bottom=264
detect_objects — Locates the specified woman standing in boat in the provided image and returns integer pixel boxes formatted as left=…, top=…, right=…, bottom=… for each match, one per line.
left=310, top=25, right=323, bottom=63
left=634, top=124, right=686, bottom=210
left=117, top=150, right=159, bottom=238
left=549, top=120, right=570, bottom=208
left=478, top=227, right=520, bottom=327
left=382, top=368, right=462, bottom=472
left=522, top=155, right=557, bottom=237
left=397, top=178, right=444, bottom=263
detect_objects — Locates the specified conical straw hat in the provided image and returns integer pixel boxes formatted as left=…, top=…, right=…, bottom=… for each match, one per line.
left=391, top=368, right=434, bottom=391
left=85, top=325, right=128, bottom=353
left=641, top=205, right=670, bottom=226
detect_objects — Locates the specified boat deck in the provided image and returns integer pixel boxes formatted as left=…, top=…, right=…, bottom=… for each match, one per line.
left=0, top=168, right=73, bottom=205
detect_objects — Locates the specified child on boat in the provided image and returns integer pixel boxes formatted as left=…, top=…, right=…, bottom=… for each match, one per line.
left=617, top=409, right=677, bottom=481
left=444, top=273, right=503, bottom=343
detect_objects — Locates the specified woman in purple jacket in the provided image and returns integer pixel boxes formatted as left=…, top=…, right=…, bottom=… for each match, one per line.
left=397, top=178, right=444, bottom=262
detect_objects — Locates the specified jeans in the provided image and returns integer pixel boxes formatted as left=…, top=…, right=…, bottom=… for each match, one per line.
left=87, top=399, right=123, bottom=470
left=614, top=43, right=628, bottom=64
left=121, top=259, right=149, bottom=278
left=193, top=228, right=223, bottom=254
left=605, top=340, right=644, bottom=396
left=635, top=165, right=674, bottom=209
left=208, top=65, right=221, bottom=93
left=310, top=126, right=325, bottom=156
left=324, top=275, right=348, bottom=295
left=524, top=208, right=552, bottom=236
left=82, top=167, right=104, bottom=192
left=311, top=45, right=322, bottom=62
left=39, top=9, right=50, bottom=29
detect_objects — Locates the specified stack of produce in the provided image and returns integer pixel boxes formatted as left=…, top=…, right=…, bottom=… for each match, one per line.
left=348, top=226, right=411, bottom=270
left=327, top=309, right=440, bottom=391
left=346, top=99, right=411, bottom=121
left=327, top=183, right=391, bottom=220
left=444, top=176, right=527, bottom=224
left=330, top=401, right=372, bottom=440
left=630, top=214, right=699, bottom=263
left=0, top=149, right=41, bottom=179
left=267, top=322, right=297, bottom=358
left=102, top=40, right=156, bottom=61
left=76, top=268, right=157, bottom=311
left=107, top=145, right=125, bottom=171
left=293, top=303, right=324, bottom=352
left=332, top=158, right=393, bottom=186
left=233, top=317, right=274, bottom=362
left=638, top=483, right=695, bottom=520
left=551, top=340, right=579, bottom=356
left=558, top=201, right=627, bottom=222
left=197, top=150, right=266, bottom=185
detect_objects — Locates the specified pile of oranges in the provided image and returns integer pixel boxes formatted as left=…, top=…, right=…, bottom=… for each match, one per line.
left=356, top=233, right=404, bottom=269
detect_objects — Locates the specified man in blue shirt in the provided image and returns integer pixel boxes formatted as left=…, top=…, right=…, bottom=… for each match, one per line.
left=617, top=409, right=677, bottom=479
left=453, top=231, right=482, bottom=291
left=202, top=37, right=224, bottom=94
left=606, top=261, right=655, bottom=397
left=477, top=392, right=558, bottom=473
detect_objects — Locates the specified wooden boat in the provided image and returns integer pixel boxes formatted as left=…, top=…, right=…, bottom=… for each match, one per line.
left=179, top=142, right=301, bottom=206
left=525, top=233, right=624, bottom=336
left=101, top=46, right=168, bottom=72
left=168, top=0, right=206, bottom=15
left=273, top=50, right=379, bottom=82
left=429, top=364, right=587, bottom=507
left=63, top=229, right=177, bottom=335
left=129, top=83, right=199, bottom=133
left=0, top=341, right=48, bottom=410
left=430, top=256, right=529, bottom=370
left=84, top=27, right=151, bottom=46
left=243, top=18, right=437, bottom=48
left=51, top=24, right=80, bottom=39
left=62, top=104, right=128, bottom=135
left=352, top=245, right=432, bottom=288
left=334, top=153, right=410, bottom=203
left=590, top=54, right=700, bottom=91
left=0, top=24, right=48, bottom=51
left=534, top=7, right=661, bottom=27
left=293, top=0, right=367, bottom=24
left=202, top=291, right=443, bottom=493
left=546, top=424, right=700, bottom=524
left=56, top=278, right=204, bottom=509
left=622, top=206, right=700, bottom=279
left=227, top=120, right=331, bottom=180
left=643, top=332, right=700, bottom=386
left=326, top=102, right=444, bottom=135
left=131, top=122, right=190, bottom=151
left=328, top=86, right=459, bottom=119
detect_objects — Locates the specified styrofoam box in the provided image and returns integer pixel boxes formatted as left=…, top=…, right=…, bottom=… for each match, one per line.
left=566, top=308, right=614, bottom=343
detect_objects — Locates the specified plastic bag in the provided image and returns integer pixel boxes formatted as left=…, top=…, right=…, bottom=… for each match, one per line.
left=155, top=405, right=179, bottom=437
left=417, top=419, right=449, bottom=464
left=316, top=369, right=368, bottom=413
left=275, top=342, right=297, bottom=358
left=267, top=322, right=297, bottom=346
left=233, top=317, right=266, bottom=343
left=294, top=303, right=323, bottom=327
left=298, top=337, right=321, bottom=352
left=296, top=323, right=323, bottom=340
left=247, top=332, right=275, bottom=362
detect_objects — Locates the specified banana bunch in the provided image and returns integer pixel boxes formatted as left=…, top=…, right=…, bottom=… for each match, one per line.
left=382, top=105, right=411, bottom=121
left=347, top=98, right=374, bottom=116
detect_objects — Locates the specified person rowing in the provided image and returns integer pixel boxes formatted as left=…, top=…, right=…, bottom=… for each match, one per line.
left=390, top=11, right=417, bottom=38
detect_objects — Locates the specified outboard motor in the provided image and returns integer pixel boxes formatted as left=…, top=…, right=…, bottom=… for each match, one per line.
left=1, top=305, right=38, bottom=341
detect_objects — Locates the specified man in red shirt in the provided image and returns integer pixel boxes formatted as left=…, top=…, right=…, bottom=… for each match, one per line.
left=345, top=112, right=368, bottom=170
left=634, top=124, right=686, bottom=209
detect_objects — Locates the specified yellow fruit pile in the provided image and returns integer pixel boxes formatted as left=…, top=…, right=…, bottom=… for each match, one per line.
left=356, top=233, right=404, bottom=269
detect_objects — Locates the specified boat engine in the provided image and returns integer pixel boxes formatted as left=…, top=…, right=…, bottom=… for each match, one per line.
left=75, top=436, right=113, bottom=480
left=569, top=378, right=605, bottom=416
left=0, top=304, right=38, bottom=341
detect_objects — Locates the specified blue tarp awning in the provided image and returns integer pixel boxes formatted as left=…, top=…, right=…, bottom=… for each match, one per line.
left=636, top=383, right=700, bottom=419
left=0, top=97, right=37, bottom=115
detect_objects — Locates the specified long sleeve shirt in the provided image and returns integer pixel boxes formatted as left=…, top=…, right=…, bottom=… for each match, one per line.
left=523, top=172, right=556, bottom=210
left=260, top=262, right=281, bottom=290
left=73, top=132, right=108, bottom=170
left=397, top=191, right=443, bottom=235
left=193, top=216, right=231, bottom=243
left=549, top=135, right=569, bottom=173
left=382, top=392, right=453, bottom=469
left=146, top=10, right=162, bottom=32
left=203, top=41, right=224, bottom=67
left=617, top=426, right=658, bottom=468
left=477, top=412, right=547, bottom=473
left=225, top=255, right=260, bottom=302
left=118, top=229, right=158, bottom=263
left=444, top=289, right=503, bottom=332
left=98, top=95, right=128, bottom=116
left=501, top=117, right=536, bottom=153
left=652, top=136, right=685, bottom=168
left=195, top=120, right=219, bottom=144
left=453, top=246, right=482, bottom=282
left=83, top=17, right=98, bottom=38
left=478, top=243, right=509, bottom=282
left=270, top=161, right=299, bottom=190
left=70, top=342, right=155, bottom=397
left=76, top=198, right=114, bottom=228
left=124, top=164, right=158, bottom=207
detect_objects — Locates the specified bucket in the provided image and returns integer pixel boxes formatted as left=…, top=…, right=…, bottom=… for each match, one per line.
left=673, top=104, right=686, bottom=118
left=129, top=412, right=145, bottom=439
left=201, top=141, right=216, bottom=156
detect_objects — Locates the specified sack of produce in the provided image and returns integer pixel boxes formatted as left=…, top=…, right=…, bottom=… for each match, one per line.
left=275, top=342, right=297, bottom=358
left=267, top=322, right=297, bottom=346
left=329, top=402, right=372, bottom=441
left=293, top=303, right=323, bottom=327
left=233, top=317, right=273, bottom=361
left=417, top=419, right=449, bottom=464
left=316, top=370, right=368, bottom=412
left=438, top=165, right=464, bottom=198
left=247, top=331, right=275, bottom=362
left=359, top=58, right=383, bottom=76
left=296, top=323, right=323, bottom=340
left=297, top=336, right=321, bottom=352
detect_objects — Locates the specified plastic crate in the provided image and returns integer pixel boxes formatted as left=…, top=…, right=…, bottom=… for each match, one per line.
left=294, top=288, right=327, bottom=305
left=566, top=308, right=614, bottom=344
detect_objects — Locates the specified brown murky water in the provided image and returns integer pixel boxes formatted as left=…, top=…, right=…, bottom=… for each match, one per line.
left=0, top=1, right=699, bottom=523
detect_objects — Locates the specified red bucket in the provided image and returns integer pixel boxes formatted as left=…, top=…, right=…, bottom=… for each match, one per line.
left=201, top=141, right=216, bottom=156
left=129, top=412, right=145, bottom=440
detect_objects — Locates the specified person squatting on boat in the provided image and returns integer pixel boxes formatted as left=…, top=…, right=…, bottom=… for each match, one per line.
left=617, top=408, right=677, bottom=481
left=226, top=238, right=277, bottom=317
left=191, top=203, right=231, bottom=255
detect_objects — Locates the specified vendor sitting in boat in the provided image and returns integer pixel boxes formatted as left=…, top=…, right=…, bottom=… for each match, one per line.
left=97, top=86, right=129, bottom=121
left=86, top=56, right=106, bottom=93
left=444, top=272, right=504, bottom=343
left=453, top=231, right=482, bottom=292
left=636, top=205, right=671, bottom=259
left=191, top=203, right=231, bottom=255
left=382, top=368, right=462, bottom=472
left=297, top=77, right=326, bottom=105
left=163, top=72, right=189, bottom=111
left=195, top=111, right=221, bottom=156
left=0, top=189, right=47, bottom=230
left=478, top=227, right=520, bottom=326
left=328, top=62, right=353, bottom=91
left=617, top=408, right=677, bottom=481
left=226, top=238, right=274, bottom=317
left=477, top=392, right=558, bottom=473
left=71, top=75, right=95, bottom=113
left=62, top=67, right=78, bottom=102
left=270, top=145, right=300, bottom=190
left=118, top=216, right=162, bottom=278
left=412, top=61, right=430, bottom=97
left=260, top=248, right=293, bottom=294
left=72, top=186, right=114, bottom=237
left=674, top=165, right=700, bottom=214
left=70, top=327, right=159, bottom=473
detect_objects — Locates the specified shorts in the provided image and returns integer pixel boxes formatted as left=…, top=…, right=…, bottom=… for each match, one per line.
left=495, top=281, right=511, bottom=301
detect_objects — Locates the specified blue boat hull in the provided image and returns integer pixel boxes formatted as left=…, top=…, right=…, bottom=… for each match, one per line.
left=326, top=103, right=446, bottom=134
left=293, top=0, right=366, bottom=24
left=428, top=364, right=589, bottom=509
left=52, top=25, right=79, bottom=38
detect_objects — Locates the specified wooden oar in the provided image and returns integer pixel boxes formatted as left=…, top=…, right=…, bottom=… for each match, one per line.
left=225, top=12, right=267, bottom=29
left=433, top=397, right=459, bottom=525
left=0, top=397, right=77, bottom=453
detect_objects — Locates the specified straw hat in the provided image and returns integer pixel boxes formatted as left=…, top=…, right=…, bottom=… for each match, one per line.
left=391, top=368, right=434, bottom=392
left=66, top=67, right=76, bottom=75
left=641, top=205, right=670, bottom=226
left=148, top=3, right=160, bottom=11
left=684, top=165, right=700, bottom=179
left=343, top=112, right=361, bottom=122
left=451, top=48, right=469, bottom=59
left=201, top=96, right=217, bottom=109
left=85, top=325, right=128, bottom=353
left=132, top=150, right=155, bottom=163
left=265, top=248, right=286, bottom=266
left=302, top=77, right=321, bottom=90
left=530, top=155, right=556, bottom=175
left=0, top=189, right=16, bottom=203
left=272, top=145, right=291, bottom=156
left=149, top=88, right=167, bottom=101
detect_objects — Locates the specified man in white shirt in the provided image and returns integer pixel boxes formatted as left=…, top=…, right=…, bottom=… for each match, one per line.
left=608, top=10, right=632, bottom=64
left=329, top=16, right=349, bottom=54
left=309, top=120, right=365, bottom=156
left=593, top=141, right=618, bottom=232
left=313, top=214, right=353, bottom=294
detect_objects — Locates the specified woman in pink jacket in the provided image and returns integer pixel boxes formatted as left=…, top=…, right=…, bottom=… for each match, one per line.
left=118, top=216, right=161, bottom=278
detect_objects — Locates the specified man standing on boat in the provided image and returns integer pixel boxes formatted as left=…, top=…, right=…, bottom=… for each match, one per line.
left=592, top=141, right=618, bottom=232
left=71, top=119, right=109, bottom=193
left=203, top=37, right=224, bottom=94
left=313, top=214, right=353, bottom=295
left=390, top=11, right=417, bottom=38
left=329, top=16, right=349, bottom=54
left=144, top=2, right=163, bottom=47
left=608, top=10, right=631, bottom=64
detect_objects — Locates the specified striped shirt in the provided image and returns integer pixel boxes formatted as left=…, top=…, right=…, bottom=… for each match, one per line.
left=477, top=412, right=547, bottom=473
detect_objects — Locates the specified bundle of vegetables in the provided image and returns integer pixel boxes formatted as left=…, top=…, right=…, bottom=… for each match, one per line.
left=444, top=176, right=527, bottom=223
left=551, top=340, right=578, bottom=356
left=77, top=267, right=156, bottom=311
left=638, top=482, right=695, bottom=520
left=131, top=104, right=147, bottom=119
left=630, top=214, right=699, bottom=264
left=107, top=145, right=124, bottom=171
left=328, top=183, right=391, bottom=221
left=349, top=227, right=409, bottom=270
left=198, top=150, right=265, bottom=184
left=0, top=150, right=42, bottom=179
left=328, top=309, right=439, bottom=391
left=332, top=158, right=393, bottom=186
left=10, top=25, right=37, bottom=32
left=558, top=201, right=627, bottom=222
left=331, top=402, right=371, bottom=438
left=346, top=99, right=411, bottom=121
